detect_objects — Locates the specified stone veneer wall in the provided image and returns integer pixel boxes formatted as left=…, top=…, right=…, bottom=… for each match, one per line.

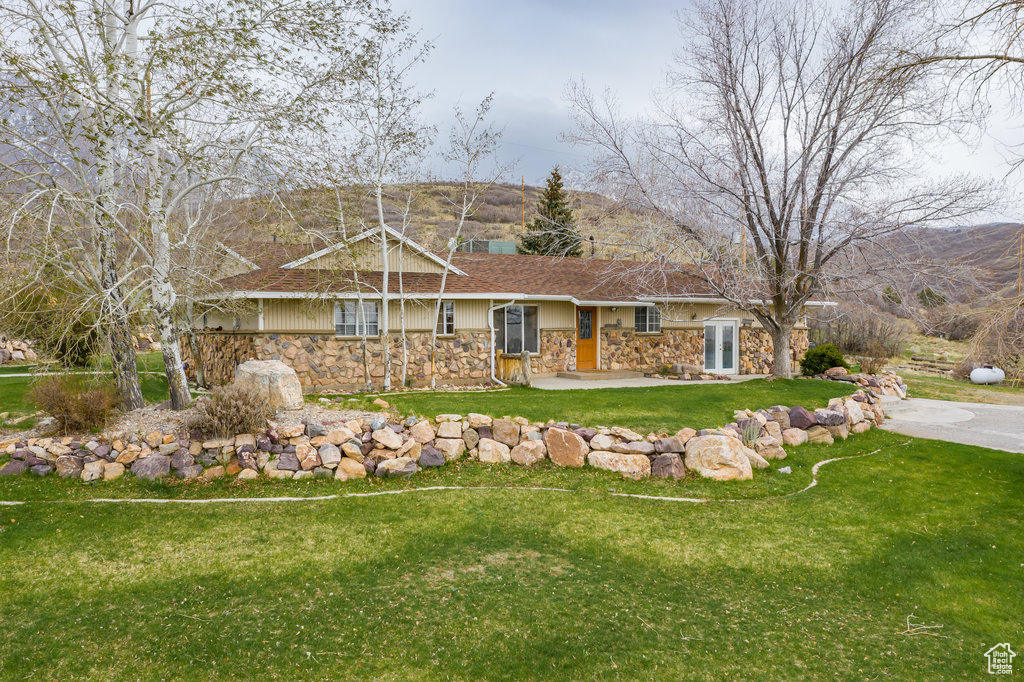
left=184, top=331, right=492, bottom=392
left=534, top=331, right=575, bottom=374
left=738, top=328, right=809, bottom=375
left=600, top=329, right=703, bottom=371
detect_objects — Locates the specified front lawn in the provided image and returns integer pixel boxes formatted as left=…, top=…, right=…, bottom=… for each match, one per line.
left=0, top=429, right=1020, bottom=679
left=0, top=352, right=170, bottom=428
left=902, top=371, right=1024, bottom=406
left=349, top=378, right=853, bottom=432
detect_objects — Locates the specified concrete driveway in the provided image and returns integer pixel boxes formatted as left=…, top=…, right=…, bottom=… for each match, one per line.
left=880, top=398, right=1024, bottom=453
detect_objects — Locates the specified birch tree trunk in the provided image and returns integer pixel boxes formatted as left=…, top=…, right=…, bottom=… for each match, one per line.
left=375, top=185, right=392, bottom=390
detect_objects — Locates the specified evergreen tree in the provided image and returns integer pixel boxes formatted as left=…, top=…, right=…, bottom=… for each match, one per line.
left=517, top=167, right=583, bottom=256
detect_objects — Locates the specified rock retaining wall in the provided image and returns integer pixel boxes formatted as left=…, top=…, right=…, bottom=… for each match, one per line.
left=0, top=372, right=908, bottom=486
left=0, top=335, right=38, bottom=365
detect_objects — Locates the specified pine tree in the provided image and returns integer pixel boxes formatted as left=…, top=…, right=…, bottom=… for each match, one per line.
left=517, top=166, right=583, bottom=256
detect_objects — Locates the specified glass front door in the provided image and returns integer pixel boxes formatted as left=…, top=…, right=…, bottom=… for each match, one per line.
left=703, top=321, right=738, bottom=374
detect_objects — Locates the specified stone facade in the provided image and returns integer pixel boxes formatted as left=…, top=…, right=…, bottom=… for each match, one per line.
left=600, top=328, right=703, bottom=371
left=534, top=330, right=575, bottom=374
left=184, top=324, right=812, bottom=391
left=184, top=331, right=492, bottom=392
left=738, top=328, right=809, bottom=375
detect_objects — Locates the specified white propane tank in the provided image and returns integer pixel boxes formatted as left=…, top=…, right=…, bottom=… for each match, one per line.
left=970, top=366, right=1005, bottom=385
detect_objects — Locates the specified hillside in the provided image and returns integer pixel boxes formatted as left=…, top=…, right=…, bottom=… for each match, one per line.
left=219, top=182, right=626, bottom=256
left=899, top=223, right=1023, bottom=295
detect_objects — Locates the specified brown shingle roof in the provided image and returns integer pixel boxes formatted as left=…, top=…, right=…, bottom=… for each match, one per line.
left=213, top=250, right=718, bottom=300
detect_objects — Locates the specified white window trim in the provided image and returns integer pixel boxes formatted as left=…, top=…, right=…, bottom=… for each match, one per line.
left=436, top=301, right=456, bottom=337
left=334, top=300, right=380, bottom=338
left=634, top=305, right=662, bottom=334
left=497, top=304, right=540, bottom=355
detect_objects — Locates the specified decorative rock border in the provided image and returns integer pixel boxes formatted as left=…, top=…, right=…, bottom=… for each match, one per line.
left=0, top=373, right=907, bottom=485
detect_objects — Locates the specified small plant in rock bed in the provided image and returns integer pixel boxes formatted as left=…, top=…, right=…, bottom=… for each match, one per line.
left=740, top=420, right=760, bottom=448
left=28, top=375, right=119, bottom=434
left=186, top=384, right=272, bottom=438
left=800, top=343, right=849, bottom=376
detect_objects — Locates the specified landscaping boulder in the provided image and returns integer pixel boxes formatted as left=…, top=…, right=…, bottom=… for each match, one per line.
left=851, top=421, right=872, bottom=434
left=826, top=423, right=850, bottom=440
left=754, top=436, right=787, bottom=460
left=318, top=443, right=342, bottom=469
left=789, top=406, right=817, bottom=430
left=375, top=457, right=419, bottom=478
left=409, top=420, right=435, bottom=443
left=335, top=457, right=367, bottom=481
left=781, top=428, right=808, bottom=446
left=651, top=453, right=686, bottom=480
left=654, top=436, right=687, bottom=454
left=683, top=435, right=754, bottom=481
left=477, top=438, right=511, bottom=464
left=0, top=459, right=27, bottom=476
left=767, top=406, right=791, bottom=430
left=805, top=426, right=834, bottom=444
left=511, top=440, right=546, bottom=466
left=277, top=451, right=300, bottom=471
left=418, top=446, right=446, bottom=468
left=462, top=428, right=480, bottom=450
left=436, top=421, right=462, bottom=439
left=433, top=438, right=467, bottom=462
left=55, top=455, right=84, bottom=479
left=587, top=451, right=651, bottom=479
left=175, top=464, right=202, bottom=479
left=132, top=454, right=171, bottom=480
left=371, top=428, right=402, bottom=450
left=233, top=360, right=303, bottom=410
left=544, top=428, right=588, bottom=467
left=589, top=434, right=617, bottom=451
left=814, top=408, right=847, bottom=426
left=844, top=399, right=866, bottom=425
left=492, top=419, right=520, bottom=448
left=611, top=440, right=655, bottom=455
left=31, top=464, right=53, bottom=477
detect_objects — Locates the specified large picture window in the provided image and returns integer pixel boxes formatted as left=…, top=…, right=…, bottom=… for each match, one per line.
left=634, top=305, right=662, bottom=333
left=493, top=304, right=539, bottom=354
left=436, top=301, right=455, bottom=336
left=334, top=300, right=379, bottom=337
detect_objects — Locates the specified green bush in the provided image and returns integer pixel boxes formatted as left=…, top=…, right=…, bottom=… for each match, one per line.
left=29, top=375, right=119, bottom=434
left=186, top=383, right=272, bottom=437
left=800, top=343, right=849, bottom=376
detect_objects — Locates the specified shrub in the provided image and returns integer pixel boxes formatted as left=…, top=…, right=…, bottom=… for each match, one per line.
left=29, top=375, right=119, bottom=434
left=917, top=287, right=948, bottom=308
left=186, top=383, right=272, bottom=437
left=808, top=305, right=907, bottom=357
left=800, top=343, right=848, bottom=376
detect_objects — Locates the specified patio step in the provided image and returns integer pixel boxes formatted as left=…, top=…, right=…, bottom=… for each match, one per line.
left=555, top=370, right=643, bottom=381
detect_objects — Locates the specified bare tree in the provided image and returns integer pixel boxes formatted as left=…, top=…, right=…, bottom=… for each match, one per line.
left=429, top=95, right=509, bottom=388
left=567, top=0, right=992, bottom=378
left=333, top=16, right=433, bottom=391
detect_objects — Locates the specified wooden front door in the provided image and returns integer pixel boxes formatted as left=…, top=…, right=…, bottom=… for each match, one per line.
left=576, top=307, right=597, bottom=370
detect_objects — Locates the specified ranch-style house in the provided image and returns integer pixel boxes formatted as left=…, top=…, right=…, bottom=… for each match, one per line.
left=186, top=227, right=823, bottom=391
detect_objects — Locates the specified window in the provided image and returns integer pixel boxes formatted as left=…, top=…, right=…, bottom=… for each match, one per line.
left=436, top=301, right=455, bottom=336
left=634, top=305, right=662, bottom=333
left=334, top=300, right=379, bottom=337
left=493, top=305, right=539, bottom=354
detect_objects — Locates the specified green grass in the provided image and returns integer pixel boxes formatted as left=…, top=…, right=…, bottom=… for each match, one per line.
left=903, top=372, right=1024, bottom=406
left=347, top=378, right=853, bottom=433
left=0, top=352, right=170, bottom=428
left=0, top=429, right=1020, bottom=679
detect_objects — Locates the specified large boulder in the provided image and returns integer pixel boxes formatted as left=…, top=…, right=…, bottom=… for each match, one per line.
left=813, top=408, right=847, bottom=426
left=805, top=426, right=834, bottom=444
left=587, top=451, right=651, bottom=479
left=844, top=399, right=865, bottom=425
left=654, top=436, right=687, bottom=454
left=683, top=435, right=754, bottom=481
left=544, top=428, right=588, bottom=467
left=491, top=419, right=520, bottom=448
left=334, top=457, right=367, bottom=481
left=233, top=360, right=303, bottom=410
left=610, top=441, right=655, bottom=455
left=408, top=420, right=435, bottom=444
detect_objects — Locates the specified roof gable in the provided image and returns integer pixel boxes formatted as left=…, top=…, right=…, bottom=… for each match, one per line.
left=281, top=225, right=466, bottom=276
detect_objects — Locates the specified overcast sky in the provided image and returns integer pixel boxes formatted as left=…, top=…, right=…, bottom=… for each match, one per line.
left=392, top=0, right=1022, bottom=221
